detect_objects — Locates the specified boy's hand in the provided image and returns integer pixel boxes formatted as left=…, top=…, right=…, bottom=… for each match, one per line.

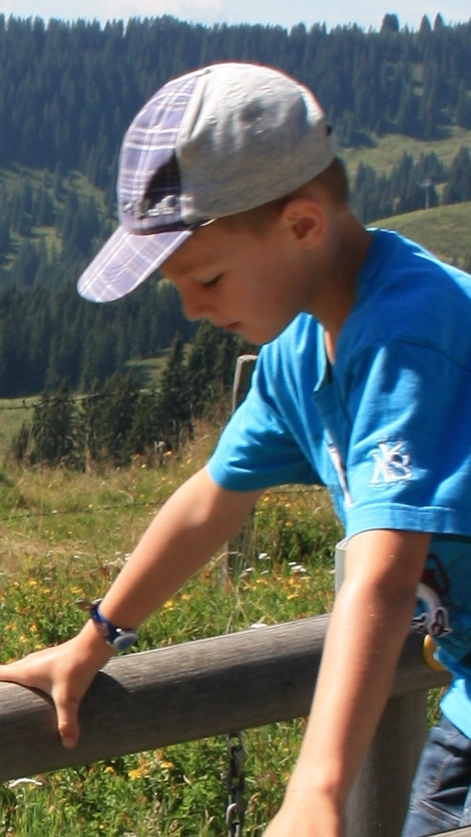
left=0, top=621, right=113, bottom=748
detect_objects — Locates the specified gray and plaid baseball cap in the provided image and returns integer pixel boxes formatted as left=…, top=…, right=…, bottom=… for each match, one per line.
left=77, top=62, right=335, bottom=303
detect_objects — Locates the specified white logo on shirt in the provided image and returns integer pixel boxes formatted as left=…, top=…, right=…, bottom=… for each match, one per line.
left=370, top=442, right=412, bottom=485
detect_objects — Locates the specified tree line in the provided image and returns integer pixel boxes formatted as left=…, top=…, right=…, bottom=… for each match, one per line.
left=1, top=13, right=471, bottom=400
left=12, top=322, right=249, bottom=468
left=1, top=12, right=471, bottom=182
left=352, top=145, right=471, bottom=224
left=0, top=274, right=195, bottom=397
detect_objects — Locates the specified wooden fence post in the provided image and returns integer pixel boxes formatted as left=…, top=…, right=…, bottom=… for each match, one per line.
left=221, top=354, right=258, bottom=585
left=231, top=354, right=258, bottom=414
left=335, top=539, right=429, bottom=837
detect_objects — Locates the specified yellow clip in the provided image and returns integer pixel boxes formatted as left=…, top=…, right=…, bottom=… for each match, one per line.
left=423, top=634, right=446, bottom=672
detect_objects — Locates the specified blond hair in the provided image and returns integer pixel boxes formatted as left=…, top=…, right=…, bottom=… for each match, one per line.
left=220, top=158, right=349, bottom=235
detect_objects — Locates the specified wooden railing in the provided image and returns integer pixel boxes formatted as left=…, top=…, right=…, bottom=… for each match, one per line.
left=0, top=610, right=451, bottom=836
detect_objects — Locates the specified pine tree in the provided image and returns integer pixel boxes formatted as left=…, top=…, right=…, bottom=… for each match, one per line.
left=442, top=146, right=471, bottom=203
left=30, top=379, right=83, bottom=467
left=82, top=372, right=140, bottom=466
left=457, top=86, right=471, bottom=129
left=0, top=213, right=11, bottom=259
left=128, top=388, right=163, bottom=457
left=187, top=321, right=221, bottom=418
left=35, top=182, right=55, bottom=226
left=380, top=14, right=400, bottom=34
left=419, top=15, right=432, bottom=34
left=157, top=333, right=192, bottom=450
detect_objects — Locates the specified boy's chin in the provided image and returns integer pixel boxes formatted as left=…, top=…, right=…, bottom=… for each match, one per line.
left=242, top=323, right=294, bottom=346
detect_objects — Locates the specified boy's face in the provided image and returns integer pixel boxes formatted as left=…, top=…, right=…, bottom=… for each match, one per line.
left=160, top=213, right=316, bottom=346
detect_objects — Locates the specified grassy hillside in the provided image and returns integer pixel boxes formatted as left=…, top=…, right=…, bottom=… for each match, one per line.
left=342, top=127, right=471, bottom=178
left=0, top=164, right=110, bottom=271
left=339, top=126, right=471, bottom=268
left=373, top=201, right=471, bottom=268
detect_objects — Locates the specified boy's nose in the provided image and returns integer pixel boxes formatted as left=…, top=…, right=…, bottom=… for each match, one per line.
left=180, top=287, right=211, bottom=322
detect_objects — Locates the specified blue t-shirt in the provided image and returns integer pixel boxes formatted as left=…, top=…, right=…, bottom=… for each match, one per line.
left=208, top=228, right=471, bottom=737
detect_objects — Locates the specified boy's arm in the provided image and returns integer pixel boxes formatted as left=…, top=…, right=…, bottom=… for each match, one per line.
left=0, top=466, right=262, bottom=748
left=265, top=527, right=430, bottom=837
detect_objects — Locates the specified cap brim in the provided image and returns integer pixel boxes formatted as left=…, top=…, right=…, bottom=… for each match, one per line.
left=77, top=225, right=193, bottom=303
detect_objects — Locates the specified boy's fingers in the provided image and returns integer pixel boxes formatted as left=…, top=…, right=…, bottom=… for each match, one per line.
left=0, top=660, right=49, bottom=691
left=56, top=702, right=81, bottom=749
left=0, top=663, right=20, bottom=682
left=0, top=658, right=83, bottom=749
left=51, top=677, right=85, bottom=749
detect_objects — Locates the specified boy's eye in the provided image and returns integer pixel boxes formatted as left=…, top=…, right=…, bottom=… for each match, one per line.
left=202, top=274, right=222, bottom=288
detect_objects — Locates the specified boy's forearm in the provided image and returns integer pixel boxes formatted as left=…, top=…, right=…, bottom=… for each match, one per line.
left=285, top=529, right=430, bottom=810
left=0, top=468, right=261, bottom=752
left=92, top=466, right=261, bottom=632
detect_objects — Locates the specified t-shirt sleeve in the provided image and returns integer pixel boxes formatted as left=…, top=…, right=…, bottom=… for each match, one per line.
left=342, top=338, right=471, bottom=538
left=208, top=358, right=320, bottom=492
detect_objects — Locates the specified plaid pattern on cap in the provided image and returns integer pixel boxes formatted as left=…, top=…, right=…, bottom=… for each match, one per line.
left=78, top=62, right=336, bottom=303
left=78, top=226, right=192, bottom=303
left=119, top=72, right=204, bottom=234
left=78, top=72, right=204, bottom=303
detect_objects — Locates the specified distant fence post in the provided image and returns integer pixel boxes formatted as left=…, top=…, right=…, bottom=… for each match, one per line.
left=221, top=354, right=258, bottom=586
left=231, top=354, right=258, bottom=413
left=335, top=540, right=428, bottom=837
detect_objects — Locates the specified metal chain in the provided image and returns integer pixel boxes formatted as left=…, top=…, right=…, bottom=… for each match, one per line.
left=225, top=732, right=246, bottom=837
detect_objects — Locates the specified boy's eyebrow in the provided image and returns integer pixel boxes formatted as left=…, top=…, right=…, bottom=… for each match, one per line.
left=161, top=253, right=206, bottom=281
left=163, top=243, right=217, bottom=280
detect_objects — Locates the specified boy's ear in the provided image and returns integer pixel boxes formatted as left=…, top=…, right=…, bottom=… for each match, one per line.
left=281, top=197, right=326, bottom=247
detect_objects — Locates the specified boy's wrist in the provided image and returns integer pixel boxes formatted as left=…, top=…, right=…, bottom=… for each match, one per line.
left=75, top=618, right=118, bottom=667
left=76, top=598, right=139, bottom=652
left=287, top=758, right=348, bottom=808
left=281, top=779, right=346, bottom=837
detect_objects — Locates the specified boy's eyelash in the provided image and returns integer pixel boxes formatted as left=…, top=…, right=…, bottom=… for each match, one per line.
left=203, top=275, right=222, bottom=288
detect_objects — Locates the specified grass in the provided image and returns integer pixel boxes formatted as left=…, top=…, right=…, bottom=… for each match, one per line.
left=126, top=356, right=169, bottom=389
left=0, top=425, right=343, bottom=836
left=0, top=427, right=443, bottom=836
left=0, top=398, right=37, bottom=460
left=338, top=127, right=471, bottom=270
left=341, top=126, right=471, bottom=178
left=374, top=201, right=471, bottom=267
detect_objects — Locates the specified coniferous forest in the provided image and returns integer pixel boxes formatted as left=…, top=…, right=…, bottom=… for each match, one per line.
left=1, top=12, right=471, bottom=406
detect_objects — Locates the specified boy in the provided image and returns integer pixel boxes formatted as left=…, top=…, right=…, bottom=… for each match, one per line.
left=1, top=61, right=471, bottom=837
